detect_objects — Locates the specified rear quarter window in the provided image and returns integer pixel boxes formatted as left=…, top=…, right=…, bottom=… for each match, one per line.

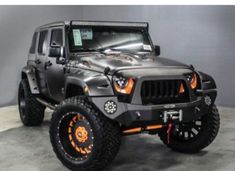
left=29, top=32, right=38, bottom=54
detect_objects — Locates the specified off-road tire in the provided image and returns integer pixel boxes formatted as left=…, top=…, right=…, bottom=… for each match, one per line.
left=158, top=105, right=220, bottom=153
left=50, top=96, right=121, bottom=171
left=18, top=79, right=45, bottom=126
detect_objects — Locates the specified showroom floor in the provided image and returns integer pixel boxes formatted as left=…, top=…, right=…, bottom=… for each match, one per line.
left=0, top=106, right=235, bottom=171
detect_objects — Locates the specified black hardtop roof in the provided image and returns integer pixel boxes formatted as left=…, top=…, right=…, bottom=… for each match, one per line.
left=36, top=20, right=149, bottom=30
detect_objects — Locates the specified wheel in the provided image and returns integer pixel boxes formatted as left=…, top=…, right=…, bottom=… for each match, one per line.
left=18, top=79, right=45, bottom=126
left=50, top=96, right=121, bottom=171
left=158, top=105, right=220, bottom=153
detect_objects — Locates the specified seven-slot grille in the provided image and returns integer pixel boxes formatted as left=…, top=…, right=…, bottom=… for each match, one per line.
left=141, top=80, right=189, bottom=105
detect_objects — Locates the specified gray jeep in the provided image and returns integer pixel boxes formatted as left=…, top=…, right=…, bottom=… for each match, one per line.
left=18, top=21, right=220, bottom=171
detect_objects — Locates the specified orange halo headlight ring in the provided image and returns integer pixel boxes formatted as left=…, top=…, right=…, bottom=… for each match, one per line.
left=187, top=72, right=198, bottom=89
left=113, top=76, right=135, bottom=95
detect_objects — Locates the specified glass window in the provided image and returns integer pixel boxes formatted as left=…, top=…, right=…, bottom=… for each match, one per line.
left=50, top=29, right=63, bottom=47
left=69, top=27, right=153, bottom=53
left=38, top=30, right=48, bottom=55
left=29, top=32, right=38, bottom=54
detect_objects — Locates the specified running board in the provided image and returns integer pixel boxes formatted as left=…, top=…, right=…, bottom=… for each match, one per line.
left=36, top=97, right=56, bottom=110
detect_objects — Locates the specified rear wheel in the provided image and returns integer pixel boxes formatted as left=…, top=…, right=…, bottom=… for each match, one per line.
left=18, top=79, right=45, bottom=126
left=158, top=105, right=220, bottom=153
left=50, top=97, right=121, bottom=171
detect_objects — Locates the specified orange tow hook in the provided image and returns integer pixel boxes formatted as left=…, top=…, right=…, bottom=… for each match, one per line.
left=167, top=123, right=173, bottom=144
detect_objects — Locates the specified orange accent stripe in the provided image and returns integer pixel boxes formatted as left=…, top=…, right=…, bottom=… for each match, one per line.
left=72, top=116, right=77, bottom=122
left=179, top=83, right=185, bottom=93
left=75, top=146, right=81, bottom=152
left=146, top=125, right=163, bottom=130
left=69, top=134, right=73, bottom=141
left=71, top=141, right=75, bottom=147
left=123, top=127, right=141, bottom=134
left=84, top=148, right=91, bottom=154
left=68, top=127, right=72, bottom=133
left=80, top=148, right=86, bottom=154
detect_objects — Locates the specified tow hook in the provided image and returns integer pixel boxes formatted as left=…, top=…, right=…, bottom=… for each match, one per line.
left=167, top=123, right=173, bottom=144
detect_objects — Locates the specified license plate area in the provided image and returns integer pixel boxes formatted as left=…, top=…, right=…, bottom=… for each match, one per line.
left=163, top=110, right=183, bottom=123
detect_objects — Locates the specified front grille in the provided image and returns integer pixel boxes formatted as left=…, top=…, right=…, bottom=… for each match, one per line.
left=141, top=80, right=189, bottom=105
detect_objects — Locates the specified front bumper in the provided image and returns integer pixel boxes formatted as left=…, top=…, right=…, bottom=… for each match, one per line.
left=89, top=89, right=217, bottom=126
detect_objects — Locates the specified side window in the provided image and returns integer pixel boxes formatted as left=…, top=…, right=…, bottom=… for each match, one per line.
left=38, top=30, right=48, bottom=55
left=29, top=32, right=38, bottom=54
left=50, top=29, right=63, bottom=47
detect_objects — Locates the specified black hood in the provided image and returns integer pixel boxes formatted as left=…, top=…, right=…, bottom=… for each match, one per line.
left=72, top=53, right=191, bottom=75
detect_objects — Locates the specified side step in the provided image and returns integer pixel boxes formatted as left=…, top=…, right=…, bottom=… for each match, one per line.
left=122, top=125, right=163, bottom=136
left=36, top=97, right=56, bottom=110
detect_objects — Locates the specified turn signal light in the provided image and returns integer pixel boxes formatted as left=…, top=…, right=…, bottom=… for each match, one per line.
left=179, top=83, right=185, bottom=94
left=190, top=73, right=198, bottom=89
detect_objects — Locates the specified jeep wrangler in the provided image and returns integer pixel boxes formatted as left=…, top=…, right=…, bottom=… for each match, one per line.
left=18, top=21, right=220, bottom=171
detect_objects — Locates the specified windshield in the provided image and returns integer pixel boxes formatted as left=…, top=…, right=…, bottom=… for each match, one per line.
left=69, top=26, right=153, bottom=53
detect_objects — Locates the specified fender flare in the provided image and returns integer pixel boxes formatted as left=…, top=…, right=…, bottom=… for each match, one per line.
left=198, top=71, right=216, bottom=90
left=21, top=66, right=40, bottom=94
left=64, top=76, right=86, bottom=98
left=64, top=75, right=114, bottom=99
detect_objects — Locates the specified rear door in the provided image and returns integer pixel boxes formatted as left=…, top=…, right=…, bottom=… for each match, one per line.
left=35, top=29, right=49, bottom=96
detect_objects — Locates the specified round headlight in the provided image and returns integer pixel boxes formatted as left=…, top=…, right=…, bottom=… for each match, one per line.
left=113, top=76, right=128, bottom=89
left=113, top=75, right=134, bottom=94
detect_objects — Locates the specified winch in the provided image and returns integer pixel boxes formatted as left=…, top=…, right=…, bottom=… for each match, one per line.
left=163, top=109, right=183, bottom=123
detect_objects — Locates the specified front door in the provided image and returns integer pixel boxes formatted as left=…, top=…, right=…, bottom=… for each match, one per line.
left=45, top=27, right=65, bottom=101
left=35, top=29, right=49, bottom=96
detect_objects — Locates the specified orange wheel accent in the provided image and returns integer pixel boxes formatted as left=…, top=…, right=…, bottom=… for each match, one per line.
left=75, top=126, right=88, bottom=143
left=67, top=114, right=93, bottom=155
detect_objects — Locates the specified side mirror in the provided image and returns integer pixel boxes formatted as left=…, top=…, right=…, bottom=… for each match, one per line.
left=48, top=46, right=66, bottom=64
left=49, top=46, right=64, bottom=58
left=154, top=45, right=160, bottom=56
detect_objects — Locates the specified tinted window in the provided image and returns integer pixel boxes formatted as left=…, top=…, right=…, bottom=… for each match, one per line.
left=50, top=29, right=63, bottom=47
left=29, top=32, right=38, bottom=54
left=38, top=30, right=48, bottom=55
left=69, top=27, right=152, bottom=53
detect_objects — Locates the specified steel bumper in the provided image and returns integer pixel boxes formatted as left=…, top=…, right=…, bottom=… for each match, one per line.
left=89, top=89, right=216, bottom=126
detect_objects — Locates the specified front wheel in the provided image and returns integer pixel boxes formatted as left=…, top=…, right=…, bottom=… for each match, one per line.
left=158, top=105, right=220, bottom=153
left=50, top=97, right=121, bottom=171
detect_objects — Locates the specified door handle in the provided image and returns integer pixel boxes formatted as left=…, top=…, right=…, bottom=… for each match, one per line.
left=44, top=61, right=52, bottom=69
left=35, top=59, right=41, bottom=64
